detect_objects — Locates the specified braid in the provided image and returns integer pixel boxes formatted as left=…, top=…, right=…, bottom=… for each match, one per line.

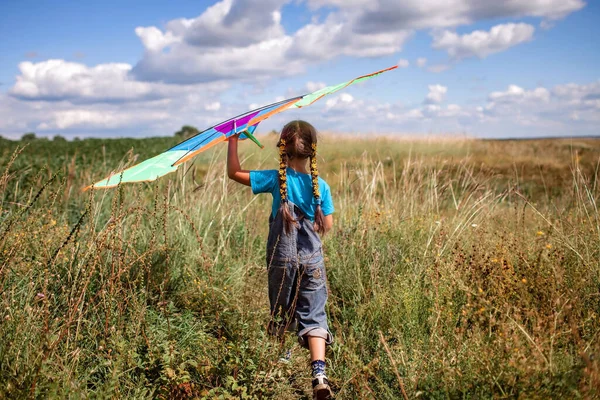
left=278, top=139, right=297, bottom=233
left=310, top=142, right=326, bottom=235
left=278, top=139, right=288, bottom=203
left=310, top=143, right=320, bottom=202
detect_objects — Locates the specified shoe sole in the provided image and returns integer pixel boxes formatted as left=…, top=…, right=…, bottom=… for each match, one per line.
left=313, top=384, right=332, bottom=400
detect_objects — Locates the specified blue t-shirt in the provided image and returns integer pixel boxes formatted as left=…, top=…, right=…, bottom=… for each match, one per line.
left=250, top=168, right=334, bottom=221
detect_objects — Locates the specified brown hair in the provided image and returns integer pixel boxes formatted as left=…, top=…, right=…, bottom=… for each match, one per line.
left=277, top=120, right=326, bottom=235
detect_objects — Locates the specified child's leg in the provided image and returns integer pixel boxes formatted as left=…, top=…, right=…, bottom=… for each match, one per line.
left=295, top=256, right=333, bottom=397
left=308, top=336, right=326, bottom=361
left=307, top=335, right=331, bottom=399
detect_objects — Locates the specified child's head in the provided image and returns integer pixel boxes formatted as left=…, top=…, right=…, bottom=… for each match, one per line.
left=277, top=120, right=326, bottom=235
left=278, top=120, right=317, bottom=160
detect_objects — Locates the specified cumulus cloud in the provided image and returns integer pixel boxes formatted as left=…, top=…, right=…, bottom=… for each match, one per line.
left=204, top=101, right=221, bottom=111
left=130, top=0, right=412, bottom=84
left=135, top=26, right=182, bottom=52
left=482, top=81, right=600, bottom=132
left=488, top=84, right=550, bottom=104
left=306, top=81, right=326, bottom=92
left=305, top=79, right=599, bottom=136
left=308, top=0, right=584, bottom=32
left=553, top=81, right=600, bottom=103
left=432, top=23, right=535, bottom=59
left=9, top=59, right=230, bottom=104
left=425, top=84, right=448, bottom=104
left=289, top=16, right=412, bottom=59
left=397, top=59, right=410, bottom=68
left=10, top=60, right=158, bottom=102
left=416, top=58, right=427, bottom=67
left=38, top=109, right=170, bottom=130
left=325, top=93, right=354, bottom=109
left=176, top=0, right=286, bottom=48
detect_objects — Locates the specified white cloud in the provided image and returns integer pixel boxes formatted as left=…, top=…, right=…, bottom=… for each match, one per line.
left=397, top=59, right=410, bottom=68
left=10, top=60, right=154, bottom=102
left=204, top=101, right=221, bottom=111
left=553, top=81, right=600, bottom=103
left=308, top=0, right=584, bottom=31
left=432, top=23, right=535, bottom=59
left=131, top=1, right=412, bottom=84
left=135, top=26, right=181, bottom=52
left=285, top=15, right=413, bottom=59
left=9, top=59, right=230, bottom=105
left=488, top=84, right=550, bottom=103
left=167, top=0, right=287, bottom=48
left=306, top=81, right=326, bottom=92
left=340, top=93, right=354, bottom=103
left=482, top=82, right=600, bottom=132
left=39, top=109, right=170, bottom=130
left=417, top=57, right=427, bottom=67
left=9, top=59, right=232, bottom=108
left=425, top=84, right=448, bottom=104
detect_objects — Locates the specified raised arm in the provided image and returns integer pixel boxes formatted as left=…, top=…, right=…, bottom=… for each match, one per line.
left=227, top=135, right=251, bottom=186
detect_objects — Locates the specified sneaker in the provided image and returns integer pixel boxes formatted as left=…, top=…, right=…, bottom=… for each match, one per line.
left=278, top=348, right=293, bottom=363
left=312, top=375, right=332, bottom=400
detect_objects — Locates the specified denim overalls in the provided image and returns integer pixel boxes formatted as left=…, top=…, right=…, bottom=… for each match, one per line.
left=266, top=201, right=333, bottom=348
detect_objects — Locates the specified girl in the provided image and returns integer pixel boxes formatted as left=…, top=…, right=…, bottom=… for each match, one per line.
left=227, top=120, right=334, bottom=399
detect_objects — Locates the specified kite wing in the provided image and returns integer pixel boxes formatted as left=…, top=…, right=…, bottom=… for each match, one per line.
left=86, top=65, right=397, bottom=190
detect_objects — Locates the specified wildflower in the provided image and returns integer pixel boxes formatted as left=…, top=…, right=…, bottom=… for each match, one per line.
left=536, top=231, right=544, bottom=236
left=478, top=287, right=483, bottom=293
left=546, top=244, right=552, bottom=249
left=471, top=224, right=478, bottom=228
left=36, top=293, right=45, bottom=300
left=521, top=278, right=527, bottom=284
left=478, top=307, right=486, bottom=313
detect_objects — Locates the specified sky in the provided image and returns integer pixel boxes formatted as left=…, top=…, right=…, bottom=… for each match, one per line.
left=0, top=0, right=598, bottom=139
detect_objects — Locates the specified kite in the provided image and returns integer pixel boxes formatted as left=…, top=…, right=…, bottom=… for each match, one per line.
left=85, top=65, right=397, bottom=190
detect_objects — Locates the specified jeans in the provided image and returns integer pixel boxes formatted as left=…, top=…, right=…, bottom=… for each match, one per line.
left=266, top=202, right=333, bottom=348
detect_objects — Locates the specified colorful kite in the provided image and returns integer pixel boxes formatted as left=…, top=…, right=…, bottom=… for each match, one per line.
left=85, top=65, right=397, bottom=190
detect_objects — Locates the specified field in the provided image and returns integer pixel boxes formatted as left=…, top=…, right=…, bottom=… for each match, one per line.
left=1, top=134, right=599, bottom=399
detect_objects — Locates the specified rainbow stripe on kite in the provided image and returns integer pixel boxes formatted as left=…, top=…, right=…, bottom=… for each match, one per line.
left=86, top=65, right=397, bottom=190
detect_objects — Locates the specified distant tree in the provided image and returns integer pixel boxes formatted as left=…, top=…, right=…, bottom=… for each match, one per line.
left=53, top=135, right=67, bottom=142
left=175, top=125, right=199, bottom=139
left=269, top=129, right=278, bottom=136
left=73, top=137, right=81, bottom=142
left=21, top=132, right=37, bottom=141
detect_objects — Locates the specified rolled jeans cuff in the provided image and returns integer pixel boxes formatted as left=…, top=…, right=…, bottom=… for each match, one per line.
left=298, top=326, right=333, bottom=348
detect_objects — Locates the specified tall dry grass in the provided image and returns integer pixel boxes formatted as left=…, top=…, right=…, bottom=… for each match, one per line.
left=0, top=135, right=599, bottom=398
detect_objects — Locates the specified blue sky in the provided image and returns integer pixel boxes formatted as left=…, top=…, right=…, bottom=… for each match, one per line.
left=0, top=0, right=598, bottom=139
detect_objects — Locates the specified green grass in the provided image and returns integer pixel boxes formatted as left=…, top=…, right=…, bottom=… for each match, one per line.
left=1, top=135, right=599, bottom=399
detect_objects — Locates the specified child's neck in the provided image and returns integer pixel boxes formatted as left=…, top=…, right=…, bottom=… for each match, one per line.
left=288, top=157, right=309, bottom=174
